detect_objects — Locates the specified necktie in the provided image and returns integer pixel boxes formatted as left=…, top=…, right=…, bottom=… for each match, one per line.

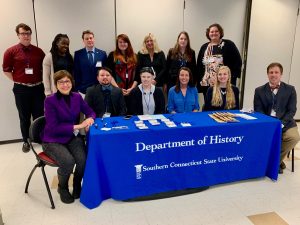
left=88, top=51, right=93, bottom=65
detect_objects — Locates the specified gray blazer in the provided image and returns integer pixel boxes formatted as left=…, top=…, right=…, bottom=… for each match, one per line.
left=254, top=82, right=297, bottom=132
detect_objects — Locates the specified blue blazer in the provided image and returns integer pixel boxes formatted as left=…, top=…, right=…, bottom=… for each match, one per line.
left=74, top=48, right=107, bottom=94
left=42, top=92, right=96, bottom=144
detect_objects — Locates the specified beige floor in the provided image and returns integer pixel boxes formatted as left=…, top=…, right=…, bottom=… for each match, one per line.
left=0, top=126, right=299, bottom=225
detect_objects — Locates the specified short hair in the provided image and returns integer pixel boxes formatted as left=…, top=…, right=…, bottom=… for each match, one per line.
left=140, top=67, right=155, bottom=76
left=15, top=23, right=32, bottom=34
left=140, top=33, right=161, bottom=54
left=98, top=66, right=112, bottom=76
left=53, top=70, right=74, bottom=87
left=267, top=62, right=283, bottom=74
left=175, top=67, right=194, bottom=92
left=82, top=30, right=94, bottom=39
left=206, top=23, right=224, bottom=40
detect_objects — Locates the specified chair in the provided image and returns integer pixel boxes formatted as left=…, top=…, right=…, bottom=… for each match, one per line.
left=287, top=148, right=295, bottom=172
left=25, top=116, right=58, bottom=209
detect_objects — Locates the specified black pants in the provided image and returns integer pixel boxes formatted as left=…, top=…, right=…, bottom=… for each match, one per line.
left=42, top=136, right=86, bottom=177
left=13, top=83, right=45, bottom=142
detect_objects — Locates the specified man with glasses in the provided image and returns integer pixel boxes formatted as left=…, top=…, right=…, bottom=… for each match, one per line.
left=2, top=23, right=45, bottom=153
left=254, top=62, right=300, bottom=174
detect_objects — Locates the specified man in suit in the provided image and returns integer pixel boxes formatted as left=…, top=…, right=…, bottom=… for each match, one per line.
left=74, top=30, right=107, bottom=95
left=254, top=62, right=300, bottom=174
left=85, top=67, right=126, bottom=118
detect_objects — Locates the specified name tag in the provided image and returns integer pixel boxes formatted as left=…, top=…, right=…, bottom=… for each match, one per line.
left=25, top=68, right=33, bottom=75
left=103, top=112, right=111, bottom=118
left=96, top=61, right=102, bottom=67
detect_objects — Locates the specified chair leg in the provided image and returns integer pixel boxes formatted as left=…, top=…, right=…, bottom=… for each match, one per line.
left=25, top=164, right=39, bottom=193
left=292, top=148, right=294, bottom=172
left=41, top=166, right=55, bottom=209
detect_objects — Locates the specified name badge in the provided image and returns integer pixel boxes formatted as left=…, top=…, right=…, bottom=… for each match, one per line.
left=103, top=112, right=111, bottom=118
left=25, top=68, right=33, bottom=75
left=96, top=61, right=102, bottom=67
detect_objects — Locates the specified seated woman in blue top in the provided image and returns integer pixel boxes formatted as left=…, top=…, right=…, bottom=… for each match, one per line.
left=167, top=67, right=200, bottom=113
left=128, top=67, right=165, bottom=115
left=203, top=66, right=239, bottom=111
left=42, top=70, right=95, bottom=204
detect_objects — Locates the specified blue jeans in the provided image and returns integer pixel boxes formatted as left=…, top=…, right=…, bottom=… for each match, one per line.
left=42, top=136, right=86, bottom=177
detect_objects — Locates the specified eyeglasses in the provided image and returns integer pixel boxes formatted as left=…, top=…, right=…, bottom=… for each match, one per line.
left=57, top=80, right=71, bottom=85
left=18, top=32, right=32, bottom=36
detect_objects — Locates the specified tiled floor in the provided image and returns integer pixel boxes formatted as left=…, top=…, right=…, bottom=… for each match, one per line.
left=0, top=128, right=300, bottom=225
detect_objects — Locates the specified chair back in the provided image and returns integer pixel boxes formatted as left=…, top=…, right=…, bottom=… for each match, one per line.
left=29, top=116, right=45, bottom=144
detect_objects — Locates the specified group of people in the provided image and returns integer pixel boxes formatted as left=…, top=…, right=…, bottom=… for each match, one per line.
left=2, top=23, right=299, bottom=204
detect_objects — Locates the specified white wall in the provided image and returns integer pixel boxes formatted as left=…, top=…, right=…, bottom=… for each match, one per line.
left=289, top=6, right=300, bottom=119
left=116, top=0, right=184, bottom=54
left=0, top=0, right=37, bottom=141
left=243, top=0, right=299, bottom=111
left=184, top=0, right=247, bottom=57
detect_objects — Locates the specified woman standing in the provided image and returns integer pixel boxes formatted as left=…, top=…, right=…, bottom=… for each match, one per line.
left=197, top=23, right=242, bottom=95
left=203, top=66, right=239, bottom=111
left=135, top=33, right=166, bottom=88
left=166, top=31, right=196, bottom=91
left=129, top=67, right=165, bottom=115
left=43, top=34, right=73, bottom=96
left=167, top=67, right=199, bottom=113
left=106, top=34, right=137, bottom=97
left=42, top=70, right=95, bottom=204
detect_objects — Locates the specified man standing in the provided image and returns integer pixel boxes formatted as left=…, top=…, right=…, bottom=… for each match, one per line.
left=2, top=23, right=45, bottom=152
left=74, top=30, right=107, bottom=95
left=85, top=67, right=126, bottom=118
left=254, top=62, right=300, bottom=173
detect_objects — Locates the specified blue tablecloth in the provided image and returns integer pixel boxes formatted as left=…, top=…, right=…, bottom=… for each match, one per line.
left=80, top=111, right=281, bottom=209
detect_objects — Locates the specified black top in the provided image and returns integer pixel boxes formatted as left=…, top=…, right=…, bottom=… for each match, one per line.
left=85, top=84, right=126, bottom=117
left=128, top=86, right=165, bottom=115
left=203, top=85, right=240, bottom=111
left=166, top=48, right=197, bottom=90
left=197, top=39, right=242, bottom=92
left=135, top=51, right=166, bottom=87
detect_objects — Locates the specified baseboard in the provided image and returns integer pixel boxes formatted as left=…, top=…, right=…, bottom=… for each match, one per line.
left=0, top=139, right=22, bottom=145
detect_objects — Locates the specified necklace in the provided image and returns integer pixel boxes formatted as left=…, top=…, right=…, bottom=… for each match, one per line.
left=220, top=89, right=226, bottom=95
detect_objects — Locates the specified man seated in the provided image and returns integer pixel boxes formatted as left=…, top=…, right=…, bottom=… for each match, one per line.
left=254, top=62, right=300, bottom=174
left=85, top=67, right=126, bottom=117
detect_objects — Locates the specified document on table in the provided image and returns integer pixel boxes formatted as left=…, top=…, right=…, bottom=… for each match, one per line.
left=235, top=113, right=257, bottom=120
left=137, top=114, right=166, bottom=121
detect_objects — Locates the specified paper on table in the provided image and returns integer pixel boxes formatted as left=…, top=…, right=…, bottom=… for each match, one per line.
left=138, top=114, right=166, bottom=121
left=235, top=113, right=257, bottom=120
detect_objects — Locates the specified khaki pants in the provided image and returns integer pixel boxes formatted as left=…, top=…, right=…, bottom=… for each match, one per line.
left=281, top=126, right=300, bottom=163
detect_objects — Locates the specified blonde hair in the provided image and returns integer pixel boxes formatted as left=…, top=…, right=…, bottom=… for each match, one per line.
left=140, top=33, right=161, bottom=54
left=211, top=66, right=236, bottom=109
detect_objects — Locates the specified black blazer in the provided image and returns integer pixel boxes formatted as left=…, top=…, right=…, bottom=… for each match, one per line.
left=85, top=84, right=126, bottom=118
left=128, top=86, right=165, bottom=115
left=254, top=82, right=297, bottom=132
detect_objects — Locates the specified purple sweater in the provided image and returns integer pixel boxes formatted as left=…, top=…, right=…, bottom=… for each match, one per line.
left=42, top=92, right=96, bottom=144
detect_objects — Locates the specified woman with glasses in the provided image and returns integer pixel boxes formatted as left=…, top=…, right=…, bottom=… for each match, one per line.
left=166, top=31, right=196, bottom=91
left=43, top=34, right=73, bottom=96
left=42, top=70, right=95, bottom=204
left=128, top=67, right=165, bottom=115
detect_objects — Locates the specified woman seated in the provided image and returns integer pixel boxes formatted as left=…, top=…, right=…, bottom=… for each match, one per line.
left=41, top=70, right=95, bottom=204
left=167, top=67, right=199, bottom=113
left=203, top=66, right=239, bottom=111
left=128, top=67, right=165, bottom=115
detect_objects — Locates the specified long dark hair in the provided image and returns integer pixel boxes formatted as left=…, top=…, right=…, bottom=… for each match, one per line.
left=50, top=34, right=73, bottom=73
left=171, top=31, right=194, bottom=62
left=175, top=67, right=194, bottom=92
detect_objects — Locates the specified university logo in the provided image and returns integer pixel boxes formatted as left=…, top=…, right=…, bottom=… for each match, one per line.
left=134, top=164, right=143, bottom=179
